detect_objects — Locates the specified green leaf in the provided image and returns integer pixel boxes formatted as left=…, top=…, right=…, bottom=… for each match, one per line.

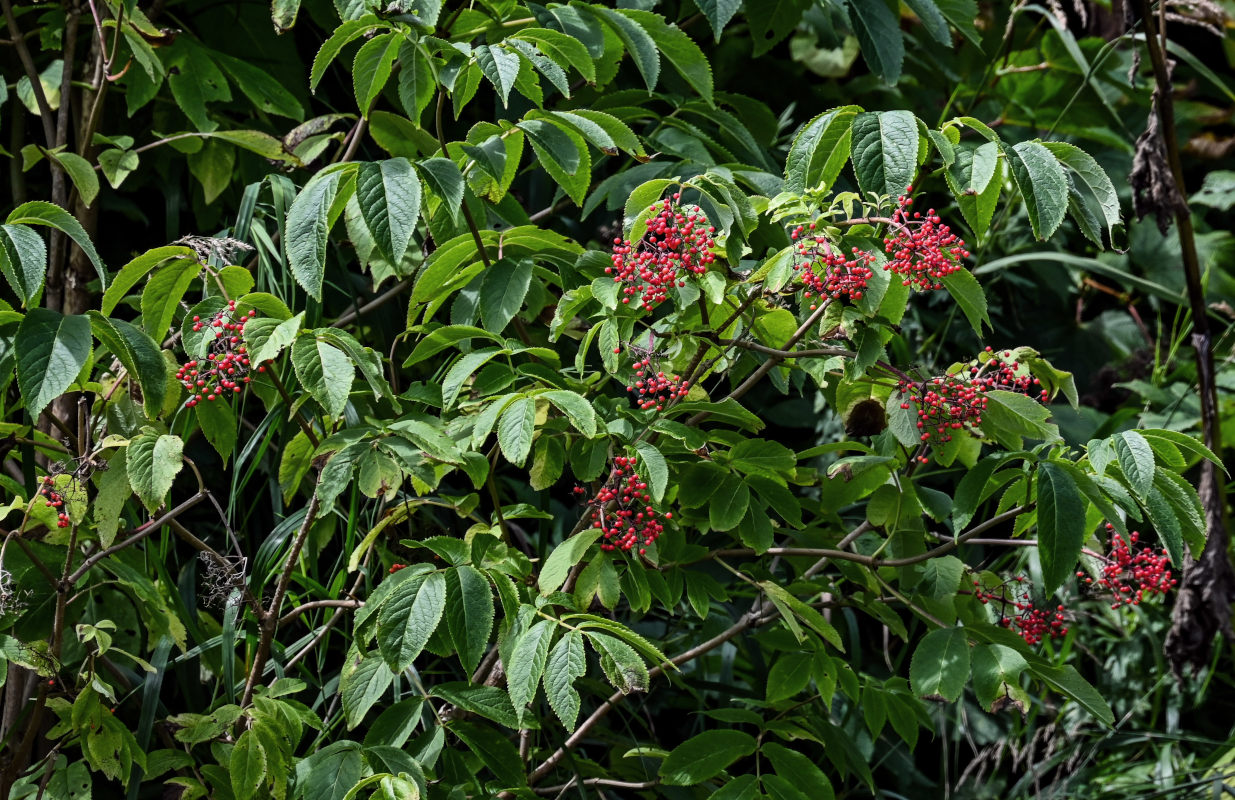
left=507, top=618, right=555, bottom=722
left=709, top=473, right=751, bottom=532
left=518, top=119, right=591, bottom=206
left=544, top=630, right=586, bottom=731
left=397, top=40, right=436, bottom=125
left=431, top=683, right=518, bottom=729
left=587, top=631, right=649, bottom=693
left=446, top=566, right=494, bottom=676
left=87, top=314, right=167, bottom=416
left=934, top=0, right=982, bottom=46
left=7, top=201, right=106, bottom=289
left=1005, top=141, right=1068, bottom=240
left=759, top=581, right=844, bottom=650
left=909, top=627, right=969, bottom=701
left=312, top=17, right=380, bottom=92
left=1042, top=141, right=1122, bottom=248
left=589, top=7, right=660, bottom=91
left=847, top=0, right=904, bottom=83
left=417, top=157, right=465, bottom=221
left=292, top=335, right=354, bottom=418
left=971, top=644, right=1028, bottom=712
left=248, top=312, right=304, bottom=365
left=271, top=0, right=301, bottom=32
left=766, top=652, right=812, bottom=702
left=16, top=308, right=92, bottom=418
left=1113, top=430, right=1155, bottom=498
left=904, top=0, right=953, bottom=45
left=539, top=529, right=604, bottom=594
left=981, top=390, right=1059, bottom=449
left=1037, top=461, right=1086, bottom=593
left=730, top=438, right=796, bottom=478
left=285, top=170, right=344, bottom=300
left=621, top=10, right=713, bottom=105
left=480, top=258, right=534, bottom=334
left=47, top=151, right=99, bottom=207
left=496, top=396, right=536, bottom=466
left=512, top=28, right=596, bottom=84
left=851, top=110, right=921, bottom=199
left=542, top=390, right=597, bottom=438
left=377, top=570, right=446, bottom=670
left=633, top=441, right=668, bottom=502
left=659, top=730, right=756, bottom=786
left=0, top=223, right=46, bottom=306
left=474, top=44, right=521, bottom=107
left=214, top=52, right=304, bottom=121
left=1029, top=663, right=1114, bottom=725
left=230, top=731, right=267, bottom=800
left=341, top=652, right=394, bottom=729
left=748, top=0, right=811, bottom=56
left=100, top=247, right=196, bottom=316
left=783, top=105, right=860, bottom=194
left=451, top=721, right=525, bottom=787
left=353, top=32, right=400, bottom=117
left=127, top=429, right=185, bottom=512
left=939, top=269, right=989, bottom=335
left=165, top=39, right=231, bottom=131
left=356, top=158, right=421, bottom=264
left=762, top=742, right=834, bottom=799
left=441, top=348, right=503, bottom=410
left=694, top=0, right=741, bottom=40
left=140, top=256, right=200, bottom=342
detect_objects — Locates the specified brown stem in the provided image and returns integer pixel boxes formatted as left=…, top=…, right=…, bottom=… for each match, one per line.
left=278, top=598, right=363, bottom=627
left=267, top=368, right=320, bottom=448
left=0, top=0, right=56, bottom=144
left=67, top=492, right=208, bottom=584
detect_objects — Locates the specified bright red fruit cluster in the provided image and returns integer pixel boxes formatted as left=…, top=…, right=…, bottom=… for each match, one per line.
left=884, top=188, right=968, bottom=290
left=974, top=576, right=1069, bottom=646
left=967, top=347, right=1049, bottom=402
left=177, top=301, right=265, bottom=408
left=39, top=476, right=70, bottom=528
left=623, top=349, right=690, bottom=411
left=608, top=195, right=716, bottom=309
left=789, top=224, right=876, bottom=309
left=898, top=374, right=988, bottom=459
left=1077, top=524, right=1176, bottom=608
left=574, top=455, right=671, bottom=554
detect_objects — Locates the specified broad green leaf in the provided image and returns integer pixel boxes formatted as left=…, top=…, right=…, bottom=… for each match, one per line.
left=694, top=0, right=741, bottom=39
left=312, top=17, right=381, bottom=92
left=762, top=742, right=834, bottom=799
left=507, top=618, right=554, bottom=722
left=140, top=256, right=200, bottom=342
left=904, top=0, right=952, bottom=45
left=851, top=110, right=921, bottom=199
left=587, top=630, right=649, bottom=693
left=101, top=246, right=197, bottom=316
left=8, top=201, right=106, bottom=289
left=633, top=441, right=668, bottom=502
left=445, top=566, right=494, bottom=675
left=165, top=39, right=231, bottom=131
left=708, top=473, right=750, bottom=532
left=847, top=0, right=904, bottom=83
left=292, top=335, right=354, bottom=417
left=766, top=652, right=812, bottom=702
left=341, top=652, right=395, bottom=729
left=230, top=731, right=267, bottom=800
left=1043, top=141, right=1123, bottom=248
left=285, top=169, right=344, bottom=300
left=127, top=429, right=185, bottom=512
left=496, top=396, right=535, bottom=466
left=353, top=32, right=400, bottom=117
left=1005, top=141, right=1068, bottom=240
left=909, top=627, right=969, bottom=701
left=971, top=644, right=1028, bottom=712
left=480, top=258, right=534, bottom=334
left=980, top=390, right=1059, bottom=449
left=441, top=348, right=503, bottom=410
left=659, top=730, right=756, bottom=786
left=377, top=571, right=446, bottom=670
left=0, top=224, right=46, bottom=306
left=939, top=269, right=989, bottom=334
left=783, top=105, right=860, bottom=194
left=589, top=7, right=660, bottom=91
left=248, top=312, right=304, bottom=365
left=271, top=0, right=301, bottom=32
left=518, top=118, right=591, bottom=205
left=397, top=40, right=436, bottom=125
left=539, top=529, right=604, bottom=594
left=621, top=10, right=713, bottom=105
left=417, top=157, right=465, bottom=222
left=474, top=44, right=521, bottom=107
left=1037, top=461, right=1085, bottom=593
left=451, top=721, right=525, bottom=787
left=512, top=28, right=596, bottom=83
left=356, top=158, right=421, bottom=264
left=87, top=314, right=167, bottom=416
left=1029, top=663, right=1114, bottom=725
left=47, top=151, right=99, bottom=207
left=544, top=631, right=586, bottom=731
left=542, top=390, right=597, bottom=438
left=16, top=308, right=92, bottom=417
left=1113, top=430, right=1155, bottom=498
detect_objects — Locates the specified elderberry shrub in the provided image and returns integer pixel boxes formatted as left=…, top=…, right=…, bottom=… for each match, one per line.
left=622, top=347, right=690, bottom=411
left=883, top=187, right=969, bottom=290
left=176, top=301, right=266, bottom=408
left=573, top=455, right=672, bottom=555
left=973, top=576, right=1069, bottom=646
left=38, top=476, right=71, bottom=528
left=608, top=194, right=716, bottom=309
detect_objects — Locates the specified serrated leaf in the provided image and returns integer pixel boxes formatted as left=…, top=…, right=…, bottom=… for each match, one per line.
left=16, top=308, right=92, bottom=418
left=446, top=565, right=494, bottom=675
left=1037, top=461, right=1085, bottom=593
left=496, top=396, right=535, bottom=466
left=507, top=618, right=554, bottom=722
left=340, top=652, right=394, bottom=729
left=909, top=627, right=969, bottom=701
left=939, top=269, right=989, bottom=335
left=479, top=258, right=533, bottom=334
left=542, top=390, right=597, bottom=437
left=353, top=32, right=400, bottom=117
left=851, top=110, right=921, bottom=199
left=356, top=158, right=421, bottom=264
left=783, top=105, right=860, bottom=194
left=0, top=224, right=46, bottom=305
left=474, top=44, right=521, bottom=107
left=544, top=630, right=586, bottom=730
left=291, top=335, right=354, bottom=418
left=285, top=170, right=343, bottom=300
left=848, top=0, right=905, bottom=83
left=633, top=441, right=668, bottom=502
left=7, top=201, right=105, bottom=290
left=589, top=7, right=660, bottom=91
left=539, top=529, right=604, bottom=594
left=620, top=10, right=712, bottom=105
left=127, top=429, right=184, bottom=512
left=1113, top=430, right=1155, bottom=498
left=377, top=570, right=446, bottom=670
left=1005, top=141, right=1068, bottom=241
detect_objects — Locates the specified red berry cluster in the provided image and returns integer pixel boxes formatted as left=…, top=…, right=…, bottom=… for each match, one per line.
left=623, top=348, right=690, bottom=411
left=39, top=476, right=70, bottom=528
left=1077, top=524, right=1176, bottom=608
left=898, top=374, right=988, bottom=460
left=966, top=347, right=1048, bottom=402
left=973, top=576, right=1069, bottom=646
left=883, top=188, right=969, bottom=291
left=177, top=301, right=266, bottom=408
left=574, top=455, right=672, bottom=554
left=789, top=224, right=877, bottom=310
left=608, top=195, right=716, bottom=309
